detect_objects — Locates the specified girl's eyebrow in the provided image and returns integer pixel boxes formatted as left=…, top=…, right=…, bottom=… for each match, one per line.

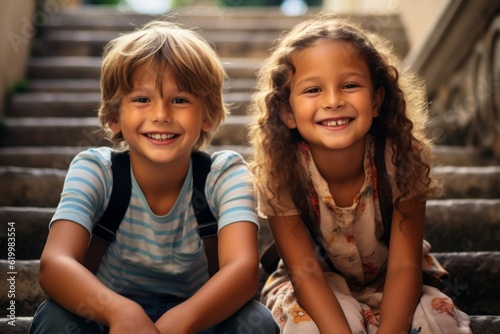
left=294, top=71, right=369, bottom=86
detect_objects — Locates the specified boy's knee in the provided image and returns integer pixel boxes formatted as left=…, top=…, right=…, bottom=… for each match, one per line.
left=218, top=300, right=279, bottom=334
left=30, top=299, right=100, bottom=334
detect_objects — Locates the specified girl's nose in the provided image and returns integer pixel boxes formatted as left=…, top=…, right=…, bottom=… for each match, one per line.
left=323, top=90, right=345, bottom=110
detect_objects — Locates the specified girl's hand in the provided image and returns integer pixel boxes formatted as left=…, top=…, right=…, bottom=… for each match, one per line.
left=268, top=215, right=352, bottom=334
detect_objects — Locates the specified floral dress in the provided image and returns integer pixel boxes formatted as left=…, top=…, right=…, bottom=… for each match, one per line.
left=259, top=136, right=472, bottom=334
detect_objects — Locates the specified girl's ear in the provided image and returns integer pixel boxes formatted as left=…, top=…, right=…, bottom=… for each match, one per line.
left=372, top=88, right=385, bottom=117
left=282, top=110, right=297, bottom=129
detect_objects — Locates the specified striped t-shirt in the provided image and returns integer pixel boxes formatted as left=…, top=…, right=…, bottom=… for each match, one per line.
left=50, top=147, right=259, bottom=298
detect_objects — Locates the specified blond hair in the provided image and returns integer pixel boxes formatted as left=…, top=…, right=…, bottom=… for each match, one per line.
left=98, top=19, right=228, bottom=150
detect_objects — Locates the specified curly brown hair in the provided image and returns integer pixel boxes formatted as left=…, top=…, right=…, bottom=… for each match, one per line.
left=248, top=13, right=441, bottom=217
left=98, top=18, right=228, bottom=151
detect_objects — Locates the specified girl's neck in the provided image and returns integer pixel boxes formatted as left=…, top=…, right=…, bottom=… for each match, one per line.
left=309, top=139, right=366, bottom=207
left=310, top=139, right=366, bottom=184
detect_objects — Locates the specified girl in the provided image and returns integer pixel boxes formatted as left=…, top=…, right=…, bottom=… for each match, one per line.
left=249, top=13, right=472, bottom=334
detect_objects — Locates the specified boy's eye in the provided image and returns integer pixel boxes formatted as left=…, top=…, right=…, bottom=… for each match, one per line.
left=133, top=97, right=150, bottom=103
left=172, top=97, right=189, bottom=104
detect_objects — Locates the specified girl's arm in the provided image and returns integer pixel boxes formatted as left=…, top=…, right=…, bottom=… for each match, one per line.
left=155, top=221, right=260, bottom=334
left=269, top=215, right=352, bottom=334
left=378, top=197, right=426, bottom=334
left=39, top=220, right=159, bottom=334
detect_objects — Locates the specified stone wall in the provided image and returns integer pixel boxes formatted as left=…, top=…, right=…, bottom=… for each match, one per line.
left=0, top=1, right=35, bottom=116
left=404, top=1, right=500, bottom=157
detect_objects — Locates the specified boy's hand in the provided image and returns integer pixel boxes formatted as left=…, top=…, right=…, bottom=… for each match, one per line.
left=108, top=300, right=160, bottom=334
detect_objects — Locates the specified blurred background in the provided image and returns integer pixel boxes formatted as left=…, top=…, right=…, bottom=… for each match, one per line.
left=0, top=1, right=499, bottom=333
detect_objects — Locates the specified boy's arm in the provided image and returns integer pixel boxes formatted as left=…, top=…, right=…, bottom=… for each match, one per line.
left=155, top=221, right=259, bottom=333
left=377, top=197, right=425, bottom=334
left=39, top=220, right=159, bottom=333
left=268, top=215, right=352, bottom=334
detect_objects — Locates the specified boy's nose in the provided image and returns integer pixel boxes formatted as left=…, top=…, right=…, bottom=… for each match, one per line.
left=152, top=103, right=172, bottom=123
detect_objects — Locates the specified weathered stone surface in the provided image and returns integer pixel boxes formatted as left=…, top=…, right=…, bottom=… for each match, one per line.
left=424, top=199, right=500, bottom=252
left=0, top=260, right=46, bottom=318
left=0, top=317, right=32, bottom=333
left=433, top=166, right=500, bottom=199
left=0, top=207, right=54, bottom=259
left=1, top=115, right=249, bottom=147
left=434, top=252, right=500, bottom=315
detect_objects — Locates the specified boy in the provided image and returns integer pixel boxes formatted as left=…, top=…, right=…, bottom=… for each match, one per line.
left=30, top=19, right=278, bottom=334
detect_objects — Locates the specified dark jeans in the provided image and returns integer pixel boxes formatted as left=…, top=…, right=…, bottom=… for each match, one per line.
left=30, top=295, right=279, bottom=334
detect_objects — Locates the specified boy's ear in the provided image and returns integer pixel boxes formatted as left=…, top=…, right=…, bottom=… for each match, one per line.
left=201, top=118, right=214, bottom=132
left=108, top=117, right=121, bottom=134
left=372, top=88, right=384, bottom=117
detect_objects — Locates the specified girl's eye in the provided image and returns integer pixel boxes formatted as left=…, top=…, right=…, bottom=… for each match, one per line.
left=343, top=83, right=359, bottom=89
left=304, top=87, right=321, bottom=94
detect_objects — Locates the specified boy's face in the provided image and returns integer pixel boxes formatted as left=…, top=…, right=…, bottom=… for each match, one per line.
left=285, top=40, right=382, bottom=155
left=109, top=65, right=212, bottom=166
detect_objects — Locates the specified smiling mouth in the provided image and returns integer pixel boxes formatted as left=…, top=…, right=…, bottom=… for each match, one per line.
left=146, top=133, right=176, bottom=141
left=320, top=118, right=352, bottom=127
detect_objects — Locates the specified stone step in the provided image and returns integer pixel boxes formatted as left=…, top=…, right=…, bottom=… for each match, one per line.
left=0, top=115, right=250, bottom=147
left=1, top=165, right=500, bottom=208
left=433, top=165, right=500, bottom=199
left=33, top=29, right=280, bottom=58
left=434, top=252, right=500, bottom=316
left=38, top=7, right=407, bottom=55
left=424, top=199, right=500, bottom=252
left=7, top=91, right=251, bottom=117
left=26, top=56, right=260, bottom=80
left=433, top=145, right=500, bottom=166
left=42, top=6, right=310, bottom=32
left=26, top=78, right=256, bottom=93
left=1, top=314, right=496, bottom=334
left=0, top=145, right=495, bottom=169
left=2, top=252, right=498, bottom=317
left=0, top=145, right=252, bottom=169
left=1, top=199, right=498, bottom=261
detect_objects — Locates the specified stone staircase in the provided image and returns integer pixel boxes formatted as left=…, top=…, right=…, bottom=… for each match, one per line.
left=0, top=5, right=499, bottom=333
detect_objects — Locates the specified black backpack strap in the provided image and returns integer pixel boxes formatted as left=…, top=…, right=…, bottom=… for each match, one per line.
left=191, top=151, right=219, bottom=276
left=85, top=150, right=219, bottom=276
left=84, top=151, right=131, bottom=273
left=374, top=136, right=393, bottom=246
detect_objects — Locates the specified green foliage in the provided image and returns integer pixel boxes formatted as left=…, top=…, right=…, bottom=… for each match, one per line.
left=9, top=79, right=29, bottom=94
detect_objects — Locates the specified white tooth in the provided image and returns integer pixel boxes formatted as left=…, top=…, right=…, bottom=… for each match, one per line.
left=161, top=134, right=167, bottom=140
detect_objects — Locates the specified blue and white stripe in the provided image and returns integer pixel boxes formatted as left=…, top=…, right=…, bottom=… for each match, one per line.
left=50, top=147, right=258, bottom=298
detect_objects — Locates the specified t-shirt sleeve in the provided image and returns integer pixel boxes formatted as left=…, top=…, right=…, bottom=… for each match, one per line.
left=205, top=150, right=260, bottom=232
left=49, top=147, right=114, bottom=234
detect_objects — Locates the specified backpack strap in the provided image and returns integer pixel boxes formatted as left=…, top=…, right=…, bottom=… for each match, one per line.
left=191, top=151, right=219, bottom=276
left=84, top=151, right=131, bottom=273
left=374, top=136, right=393, bottom=246
left=84, top=151, right=219, bottom=276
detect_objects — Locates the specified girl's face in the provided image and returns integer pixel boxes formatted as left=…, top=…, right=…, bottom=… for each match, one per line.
left=110, top=64, right=212, bottom=166
left=285, top=40, right=383, bottom=154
